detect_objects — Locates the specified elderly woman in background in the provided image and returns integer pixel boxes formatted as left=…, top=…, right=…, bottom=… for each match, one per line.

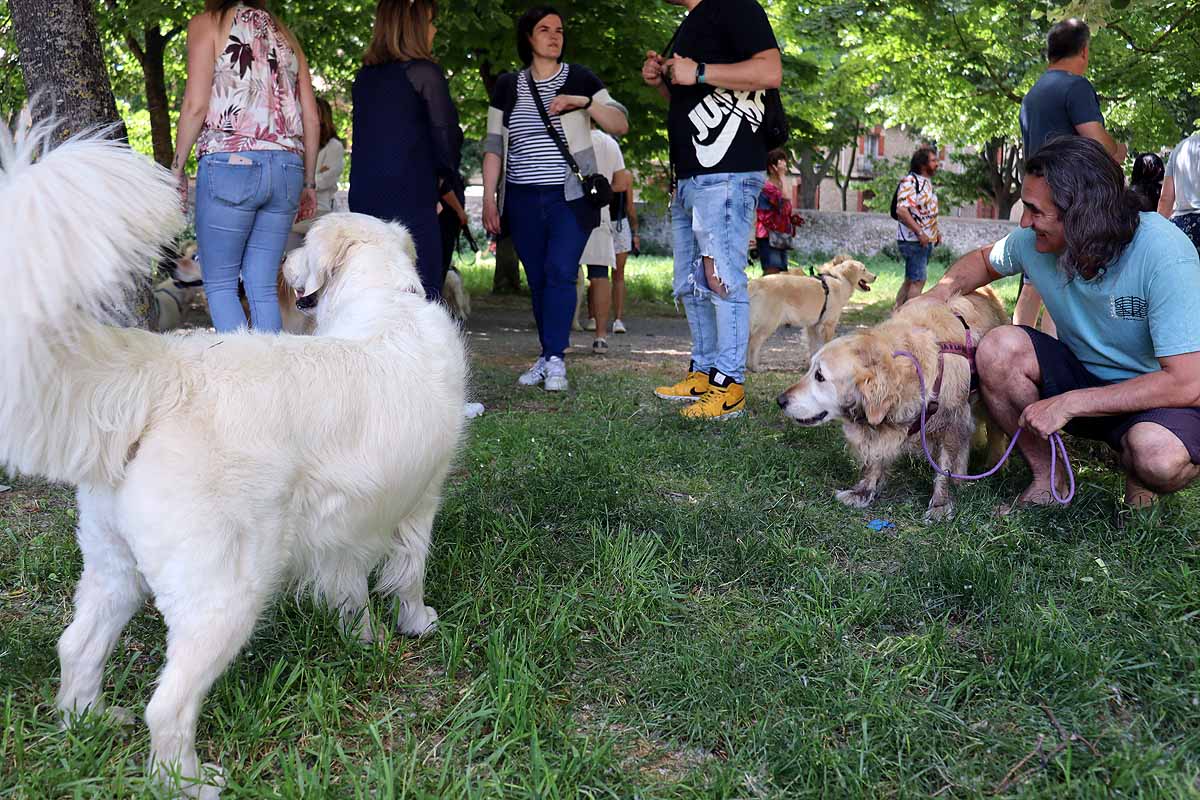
left=172, top=0, right=319, bottom=333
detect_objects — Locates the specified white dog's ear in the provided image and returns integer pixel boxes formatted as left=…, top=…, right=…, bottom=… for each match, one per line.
left=303, top=236, right=356, bottom=296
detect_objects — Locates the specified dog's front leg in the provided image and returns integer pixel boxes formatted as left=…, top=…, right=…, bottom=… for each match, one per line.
left=926, top=428, right=967, bottom=522
left=836, top=459, right=887, bottom=508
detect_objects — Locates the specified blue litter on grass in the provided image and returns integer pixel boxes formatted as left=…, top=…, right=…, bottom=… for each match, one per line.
left=867, top=519, right=894, bottom=532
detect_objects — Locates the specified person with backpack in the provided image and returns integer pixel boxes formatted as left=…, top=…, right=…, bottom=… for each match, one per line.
left=643, top=0, right=783, bottom=421
left=892, top=145, right=942, bottom=310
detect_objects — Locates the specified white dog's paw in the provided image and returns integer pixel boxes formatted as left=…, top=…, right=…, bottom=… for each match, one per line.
left=188, top=763, right=225, bottom=800
left=835, top=487, right=874, bottom=508
left=397, top=604, right=438, bottom=638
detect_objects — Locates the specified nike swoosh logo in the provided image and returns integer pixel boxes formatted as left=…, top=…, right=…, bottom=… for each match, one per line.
left=689, top=90, right=764, bottom=168
left=691, top=387, right=706, bottom=396
left=722, top=399, right=743, bottom=411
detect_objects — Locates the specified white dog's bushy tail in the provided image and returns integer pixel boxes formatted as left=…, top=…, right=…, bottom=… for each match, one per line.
left=0, top=118, right=184, bottom=484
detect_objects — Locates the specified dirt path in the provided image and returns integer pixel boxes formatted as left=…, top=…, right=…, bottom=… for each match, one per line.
left=464, top=294, right=819, bottom=375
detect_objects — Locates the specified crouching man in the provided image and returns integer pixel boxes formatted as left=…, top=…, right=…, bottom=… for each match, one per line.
left=916, top=136, right=1200, bottom=513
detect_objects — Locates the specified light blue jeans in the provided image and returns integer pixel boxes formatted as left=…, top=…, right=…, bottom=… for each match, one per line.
left=671, top=171, right=765, bottom=383
left=195, top=150, right=303, bottom=332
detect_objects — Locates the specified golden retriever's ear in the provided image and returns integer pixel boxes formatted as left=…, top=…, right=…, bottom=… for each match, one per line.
left=854, top=361, right=896, bottom=426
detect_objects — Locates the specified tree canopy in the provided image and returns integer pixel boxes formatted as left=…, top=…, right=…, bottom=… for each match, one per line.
left=5, top=0, right=1200, bottom=202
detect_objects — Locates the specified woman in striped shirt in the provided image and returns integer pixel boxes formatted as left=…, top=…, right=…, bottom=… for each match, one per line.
left=482, top=5, right=628, bottom=392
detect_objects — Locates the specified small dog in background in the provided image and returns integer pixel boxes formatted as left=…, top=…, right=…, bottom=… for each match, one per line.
left=152, top=240, right=204, bottom=331
left=747, top=255, right=877, bottom=371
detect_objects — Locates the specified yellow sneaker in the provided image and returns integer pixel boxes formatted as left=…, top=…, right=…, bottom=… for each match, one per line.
left=653, top=370, right=710, bottom=402
left=681, top=382, right=746, bottom=421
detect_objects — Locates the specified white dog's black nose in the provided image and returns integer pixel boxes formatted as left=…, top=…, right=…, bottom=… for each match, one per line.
left=776, top=392, right=789, bottom=409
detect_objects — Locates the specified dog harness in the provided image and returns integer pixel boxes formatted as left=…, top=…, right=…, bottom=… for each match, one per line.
left=906, top=313, right=976, bottom=436
left=809, top=266, right=831, bottom=325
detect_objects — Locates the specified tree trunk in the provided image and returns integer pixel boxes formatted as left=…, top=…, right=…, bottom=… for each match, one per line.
left=795, top=145, right=839, bottom=209
left=11, top=0, right=155, bottom=330
left=837, top=144, right=857, bottom=211
left=492, top=235, right=522, bottom=295
left=138, top=25, right=178, bottom=168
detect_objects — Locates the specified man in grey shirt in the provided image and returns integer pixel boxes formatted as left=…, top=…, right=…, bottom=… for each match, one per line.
left=1015, top=18, right=1126, bottom=331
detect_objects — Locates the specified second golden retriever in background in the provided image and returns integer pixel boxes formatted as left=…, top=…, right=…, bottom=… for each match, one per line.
left=777, top=288, right=1008, bottom=521
left=747, top=255, right=877, bottom=371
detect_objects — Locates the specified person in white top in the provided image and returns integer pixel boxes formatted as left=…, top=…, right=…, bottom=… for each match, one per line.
left=1159, top=134, right=1200, bottom=256
left=314, top=97, right=345, bottom=213
left=578, top=130, right=632, bottom=353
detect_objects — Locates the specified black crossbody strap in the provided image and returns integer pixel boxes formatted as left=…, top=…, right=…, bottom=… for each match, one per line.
left=525, top=70, right=583, bottom=179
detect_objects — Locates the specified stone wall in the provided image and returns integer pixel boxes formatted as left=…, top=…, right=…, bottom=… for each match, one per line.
left=636, top=206, right=1018, bottom=259
left=368, top=193, right=1017, bottom=261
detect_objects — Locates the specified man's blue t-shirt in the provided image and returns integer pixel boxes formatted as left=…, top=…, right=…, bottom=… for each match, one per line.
left=1019, top=69, right=1104, bottom=158
left=989, top=213, right=1200, bottom=381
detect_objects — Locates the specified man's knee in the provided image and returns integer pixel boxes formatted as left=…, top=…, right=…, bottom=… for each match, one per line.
left=1123, top=423, right=1197, bottom=491
left=977, top=325, right=1038, bottom=383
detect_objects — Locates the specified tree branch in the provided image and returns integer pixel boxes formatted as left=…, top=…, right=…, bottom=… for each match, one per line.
left=949, top=11, right=1023, bottom=105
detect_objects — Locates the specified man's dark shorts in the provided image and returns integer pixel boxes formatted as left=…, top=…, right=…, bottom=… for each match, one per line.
left=897, top=239, right=933, bottom=281
left=1022, top=326, right=1200, bottom=463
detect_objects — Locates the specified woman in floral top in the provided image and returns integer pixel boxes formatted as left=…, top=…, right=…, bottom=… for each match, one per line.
left=172, top=0, right=319, bottom=333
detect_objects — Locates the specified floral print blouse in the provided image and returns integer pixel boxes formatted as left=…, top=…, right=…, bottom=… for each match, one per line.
left=197, top=6, right=304, bottom=157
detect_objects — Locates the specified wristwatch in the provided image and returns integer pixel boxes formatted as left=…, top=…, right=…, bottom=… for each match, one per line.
left=697, top=63, right=707, bottom=84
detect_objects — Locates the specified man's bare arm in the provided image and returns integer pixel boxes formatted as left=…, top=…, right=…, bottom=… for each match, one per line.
left=1159, top=176, right=1176, bottom=219
left=1060, top=352, right=1200, bottom=418
left=921, top=245, right=1003, bottom=303
left=663, top=49, right=782, bottom=92
left=1075, top=121, right=1127, bottom=163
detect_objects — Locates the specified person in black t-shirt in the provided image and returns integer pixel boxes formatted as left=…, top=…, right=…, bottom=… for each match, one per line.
left=644, top=0, right=781, bottom=421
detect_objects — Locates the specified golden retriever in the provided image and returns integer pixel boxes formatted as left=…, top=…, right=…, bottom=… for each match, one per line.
left=777, top=288, right=1008, bottom=521
left=1, top=123, right=466, bottom=796
left=747, top=255, right=877, bottom=371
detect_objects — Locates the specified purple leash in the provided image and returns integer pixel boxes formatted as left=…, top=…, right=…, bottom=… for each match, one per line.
left=892, top=350, right=1076, bottom=505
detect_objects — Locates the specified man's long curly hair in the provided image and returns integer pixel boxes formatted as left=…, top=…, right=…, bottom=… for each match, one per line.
left=1025, top=136, right=1141, bottom=280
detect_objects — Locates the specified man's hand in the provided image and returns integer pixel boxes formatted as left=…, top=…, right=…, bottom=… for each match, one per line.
left=917, top=232, right=932, bottom=247
left=547, top=94, right=590, bottom=115
left=1019, top=394, right=1077, bottom=440
left=642, top=51, right=665, bottom=87
left=663, top=56, right=699, bottom=86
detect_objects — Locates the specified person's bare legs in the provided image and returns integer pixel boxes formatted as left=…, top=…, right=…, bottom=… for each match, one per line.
left=612, top=252, right=627, bottom=326
left=1120, top=422, right=1200, bottom=507
left=976, top=326, right=1067, bottom=510
left=589, top=275, right=610, bottom=340
left=893, top=278, right=926, bottom=310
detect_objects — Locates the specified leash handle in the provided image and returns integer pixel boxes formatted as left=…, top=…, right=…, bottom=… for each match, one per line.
left=892, top=349, right=1076, bottom=504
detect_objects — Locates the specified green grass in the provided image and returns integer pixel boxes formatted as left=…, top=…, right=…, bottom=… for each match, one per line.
left=2, top=255, right=1198, bottom=798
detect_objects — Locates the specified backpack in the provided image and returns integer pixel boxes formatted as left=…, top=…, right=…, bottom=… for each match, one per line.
left=889, top=173, right=924, bottom=221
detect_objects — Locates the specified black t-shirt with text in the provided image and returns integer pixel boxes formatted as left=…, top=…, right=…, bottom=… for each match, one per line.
left=667, top=0, right=778, bottom=179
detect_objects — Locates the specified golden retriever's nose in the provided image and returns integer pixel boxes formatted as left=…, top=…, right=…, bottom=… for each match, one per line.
left=776, top=392, right=790, bottom=409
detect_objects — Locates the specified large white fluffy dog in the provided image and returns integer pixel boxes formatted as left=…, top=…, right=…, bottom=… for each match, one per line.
left=1, top=124, right=466, bottom=796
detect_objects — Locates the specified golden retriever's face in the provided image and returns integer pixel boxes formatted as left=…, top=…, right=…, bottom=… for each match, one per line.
left=826, top=260, right=877, bottom=294
left=777, top=334, right=899, bottom=427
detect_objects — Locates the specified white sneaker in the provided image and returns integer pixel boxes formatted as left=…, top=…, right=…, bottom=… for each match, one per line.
left=543, top=356, right=568, bottom=391
left=517, top=357, right=548, bottom=386
left=612, top=319, right=627, bottom=334
left=584, top=317, right=596, bottom=331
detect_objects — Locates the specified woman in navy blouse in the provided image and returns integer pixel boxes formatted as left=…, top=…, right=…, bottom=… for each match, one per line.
left=349, top=0, right=463, bottom=301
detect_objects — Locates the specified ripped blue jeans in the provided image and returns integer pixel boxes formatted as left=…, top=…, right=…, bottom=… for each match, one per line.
left=671, top=171, right=765, bottom=383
